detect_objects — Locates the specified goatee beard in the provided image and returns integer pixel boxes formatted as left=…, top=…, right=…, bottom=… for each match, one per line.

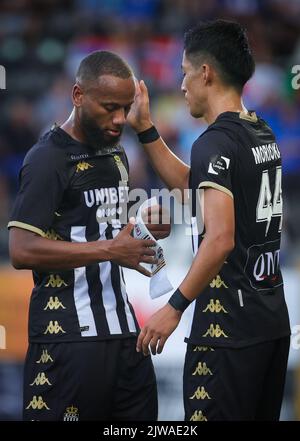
left=80, top=112, right=122, bottom=150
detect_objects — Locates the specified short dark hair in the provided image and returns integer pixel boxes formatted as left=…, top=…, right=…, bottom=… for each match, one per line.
left=76, top=50, right=133, bottom=86
left=184, top=20, right=255, bottom=91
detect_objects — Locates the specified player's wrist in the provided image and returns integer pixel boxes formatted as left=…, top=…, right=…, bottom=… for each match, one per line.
left=137, top=125, right=160, bottom=144
left=100, top=239, right=115, bottom=262
left=133, top=120, right=154, bottom=135
left=168, top=288, right=191, bottom=312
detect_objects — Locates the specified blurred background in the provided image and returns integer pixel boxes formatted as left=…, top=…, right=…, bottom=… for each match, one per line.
left=0, top=0, right=300, bottom=421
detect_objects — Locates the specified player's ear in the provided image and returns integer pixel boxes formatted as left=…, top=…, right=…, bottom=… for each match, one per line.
left=72, top=83, right=83, bottom=107
left=202, top=63, right=213, bottom=86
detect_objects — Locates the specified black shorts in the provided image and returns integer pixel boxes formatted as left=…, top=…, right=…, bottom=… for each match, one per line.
left=23, top=338, right=158, bottom=421
left=184, top=336, right=290, bottom=421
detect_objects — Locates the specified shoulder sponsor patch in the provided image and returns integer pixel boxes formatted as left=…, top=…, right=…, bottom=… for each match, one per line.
left=208, top=155, right=230, bottom=176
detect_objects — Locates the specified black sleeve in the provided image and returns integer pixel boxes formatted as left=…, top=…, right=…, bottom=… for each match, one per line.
left=8, top=144, right=68, bottom=236
left=190, top=129, right=236, bottom=198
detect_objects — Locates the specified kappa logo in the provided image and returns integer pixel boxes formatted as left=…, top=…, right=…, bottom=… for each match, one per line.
left=190, top=386, right=211, bottom=400
left=208, top=155, right=230, bottom=176
left=44, top=296, right=66, bottom=311
left=26, top=395, right=50, bottom=410
left=190, top=410, right=208, bottom=421
left=30, top=372, right=52, bottom=386
left=210, top=275, right=228, bottom=289
left=45, top=275, right=67, bottom=288
left=36, top=349, right=53, bottom=364
left=76, top=161, right=93, bottom=173
left=192, top=362, right=213, bottom=376
left=43, top=320, right=66, bottom=335
left=45, top=229, right=63, bottom=241
left=203, top=324, right=228, bottom=338
left=63, top=405, right=79, bottom=421
left=203, top=299, right=228, bottom=313
left=193, top=346, right=215, bottom=352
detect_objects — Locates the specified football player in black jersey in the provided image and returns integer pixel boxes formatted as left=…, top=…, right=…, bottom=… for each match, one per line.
left=130, top=20, right=290, bottom=421
left=8, top=51, right=170, bottom=421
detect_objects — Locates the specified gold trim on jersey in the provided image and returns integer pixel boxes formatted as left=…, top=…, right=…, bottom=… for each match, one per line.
left=7, top=221, right=45, bottom=237
left=239, top=111, right=258, bottom=122
left=114, top=154, right=128, bottom=185
left=198, top=181, right=233, bottom=199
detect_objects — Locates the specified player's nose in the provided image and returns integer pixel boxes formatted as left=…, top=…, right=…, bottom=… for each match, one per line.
left=112, top=108, right=126, bottom=125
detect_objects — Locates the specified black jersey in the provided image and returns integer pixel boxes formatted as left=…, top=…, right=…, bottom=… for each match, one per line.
left=8, top=126, right=139, bottom=342
left=187, top=111, right=290, bottom=348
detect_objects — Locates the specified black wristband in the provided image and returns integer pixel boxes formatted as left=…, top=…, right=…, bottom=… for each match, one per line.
left=137, top=125, right=160, bottom=144
left=168, top=288, right=191, bottom=312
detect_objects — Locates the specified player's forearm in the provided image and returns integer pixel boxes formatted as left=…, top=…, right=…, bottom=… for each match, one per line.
left=141, top=137, right=190, bottom=197
left=10, top=235, right=113, bottom=271
left=179, top=234, right=234, bottom=301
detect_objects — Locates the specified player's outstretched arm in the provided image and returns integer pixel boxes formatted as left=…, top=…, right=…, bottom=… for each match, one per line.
left=9, top=222, right=156, bottom=276
left=127, top=79, right=190, bottom=199
left=137, top=188, right=235, bottom=355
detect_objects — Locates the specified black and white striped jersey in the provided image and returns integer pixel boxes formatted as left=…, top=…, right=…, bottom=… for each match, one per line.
left=187, top=111, right=290, bottom=348
left=8, top=126, right=139, bottom=342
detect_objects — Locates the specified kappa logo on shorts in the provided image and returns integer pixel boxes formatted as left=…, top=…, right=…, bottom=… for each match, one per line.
left=44, top=296, right=66, bottom=311
left=190, top=386, right=211, bottom=400
left=43, top=320, right=66, bottom=335
left=192, top=362, right=213, bottom=376
left=203, top=299, right=228, bottom=313
left=208, top=155, right=230, bottom=176
left=193, top=346, right=215, bottom=352
left=30, top=372, right=52, bottom=386
left=45, top=274, right=68, bottom=288
left=36, top=349, right=53, bottom=364
left=202, top=324, right=228, bottom=338
left=190, top=410, right=208, bottom=421
left=26, top=395, right=50, bottom=410
left=63, top=405, right=79, bottom=421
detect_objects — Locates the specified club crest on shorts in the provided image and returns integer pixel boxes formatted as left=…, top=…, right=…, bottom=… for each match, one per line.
left=63, top=405, right=79, bottom=421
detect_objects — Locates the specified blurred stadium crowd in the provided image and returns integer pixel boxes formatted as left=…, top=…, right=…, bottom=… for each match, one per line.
left=0, top=0, right=300, bottom=420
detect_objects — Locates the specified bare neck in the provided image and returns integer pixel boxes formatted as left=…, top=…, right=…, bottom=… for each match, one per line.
left=61, top=108, right=86, bottom=144
left=204, top=86, right=247, bottom=125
